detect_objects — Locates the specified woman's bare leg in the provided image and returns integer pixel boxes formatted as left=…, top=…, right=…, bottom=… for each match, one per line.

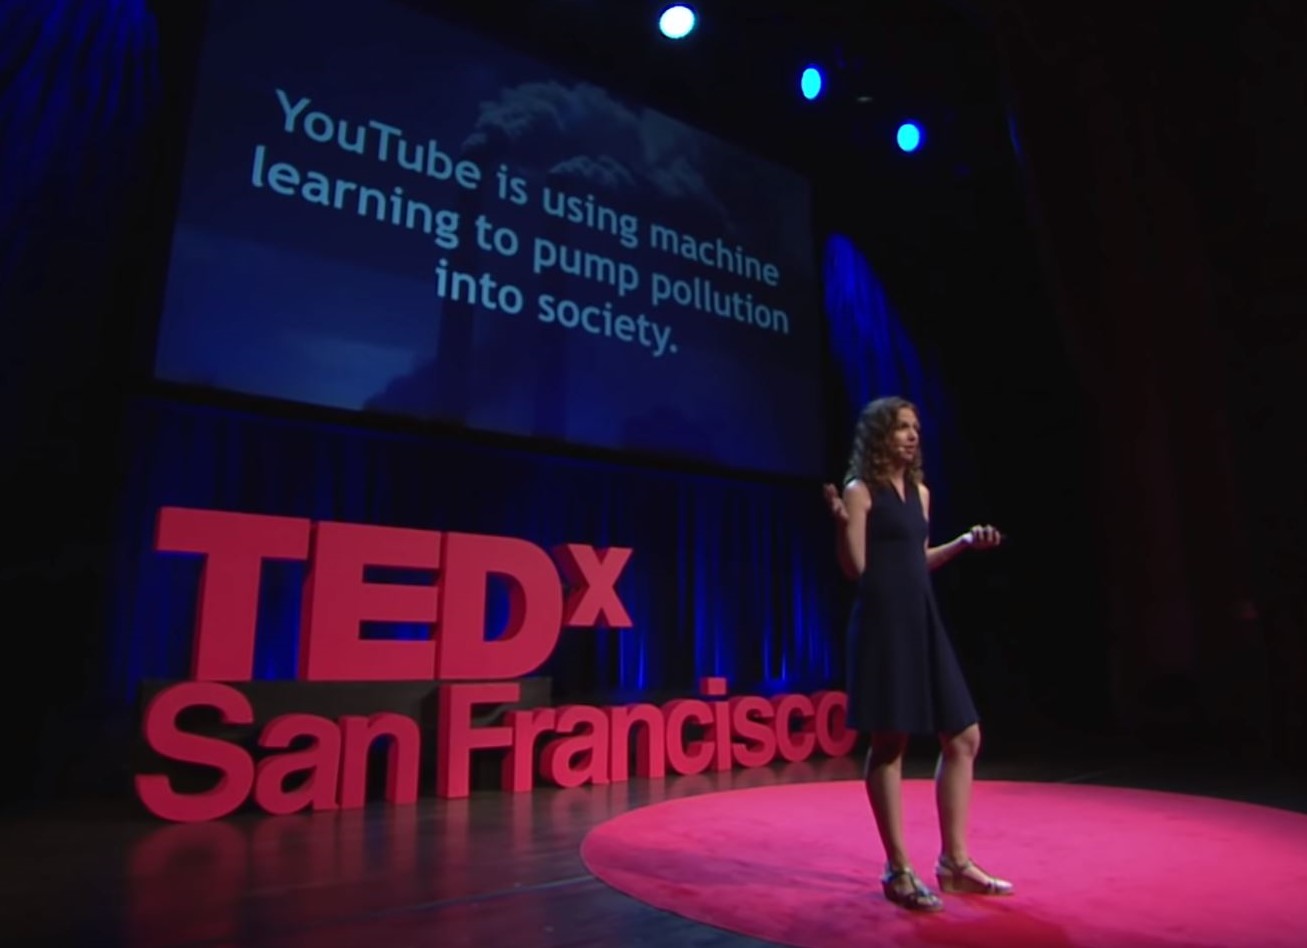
left=934, top=723, right=981, bottom=864
left=933, top=723, right=1012, bottom=893
left=865, top=731, right=910, bottom=867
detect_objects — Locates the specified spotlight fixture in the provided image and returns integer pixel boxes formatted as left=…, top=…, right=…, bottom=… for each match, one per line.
left=896, top=121, right=923, bottom=153
left=800, top=65, right=823, bottom=100
left=658, top=5, right=696, bottom=40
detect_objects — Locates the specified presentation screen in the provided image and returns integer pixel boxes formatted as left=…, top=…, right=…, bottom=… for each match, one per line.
left=153, top=0, right=823, bottom=477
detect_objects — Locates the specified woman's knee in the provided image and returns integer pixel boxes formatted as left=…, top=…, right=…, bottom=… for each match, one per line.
left=868, top=731, right=909, bottom=766
left=941, top=723, right=981, bottom=760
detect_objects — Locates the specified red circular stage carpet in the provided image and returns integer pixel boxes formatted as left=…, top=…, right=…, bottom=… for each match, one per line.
left=580, top=779, right=1307, bottom=947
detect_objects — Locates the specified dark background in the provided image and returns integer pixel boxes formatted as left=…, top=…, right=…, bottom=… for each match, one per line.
left=2, top=0, right=1302, bottom=806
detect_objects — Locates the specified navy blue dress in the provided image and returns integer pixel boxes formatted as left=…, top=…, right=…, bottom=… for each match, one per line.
left=845, top=479, right=979, bottom=736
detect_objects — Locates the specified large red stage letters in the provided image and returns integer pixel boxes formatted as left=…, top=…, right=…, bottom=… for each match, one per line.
left=136, top=507, right=855, bottom=822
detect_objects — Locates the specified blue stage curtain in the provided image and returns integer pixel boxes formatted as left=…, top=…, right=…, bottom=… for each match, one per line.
left=104, top=396, right=848, bottom=709
left=822, top=233, right=963, bottom=534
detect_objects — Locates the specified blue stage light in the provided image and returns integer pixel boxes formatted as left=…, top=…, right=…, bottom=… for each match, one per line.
left=658, top=5, right=696, bottom=40
left=896, top=122, right=923, bottom=153
left=800, top=66, right=823, bottom=100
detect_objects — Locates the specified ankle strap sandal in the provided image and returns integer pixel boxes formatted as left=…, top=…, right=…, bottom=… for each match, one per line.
left=934, top=854, right=1014, bottom=895
left=881, top=864, right=944, bottom=912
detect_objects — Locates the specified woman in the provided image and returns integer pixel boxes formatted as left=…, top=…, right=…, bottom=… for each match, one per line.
left=823, top=396, right=1013, bottom=912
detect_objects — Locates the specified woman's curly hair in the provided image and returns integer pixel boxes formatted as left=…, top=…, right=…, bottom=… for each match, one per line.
left=842, top=396, right=925, bottom=488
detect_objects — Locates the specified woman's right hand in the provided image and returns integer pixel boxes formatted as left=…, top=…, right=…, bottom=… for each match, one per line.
left=823, top=483, right=850, bottom=524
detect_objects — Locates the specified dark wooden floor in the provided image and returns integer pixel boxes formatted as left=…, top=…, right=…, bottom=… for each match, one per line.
left=3, top=744, right=1303, bottom=948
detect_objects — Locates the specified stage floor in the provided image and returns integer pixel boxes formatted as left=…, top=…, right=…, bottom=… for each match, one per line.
left=4, top=745, right=1304, bottom=947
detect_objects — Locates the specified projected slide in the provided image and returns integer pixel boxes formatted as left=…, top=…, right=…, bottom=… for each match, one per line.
left=153, top=0, right=821, bottom=477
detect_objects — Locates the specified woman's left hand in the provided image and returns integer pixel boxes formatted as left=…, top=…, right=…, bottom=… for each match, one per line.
left=966, top=524, right=1003, bottom=549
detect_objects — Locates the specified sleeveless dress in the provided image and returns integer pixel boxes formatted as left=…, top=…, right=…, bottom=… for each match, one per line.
left=845, top=479, right=979, bottom=736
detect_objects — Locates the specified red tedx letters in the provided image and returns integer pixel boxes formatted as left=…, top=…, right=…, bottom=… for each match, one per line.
left=136, top=507, right=854, bottom=822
